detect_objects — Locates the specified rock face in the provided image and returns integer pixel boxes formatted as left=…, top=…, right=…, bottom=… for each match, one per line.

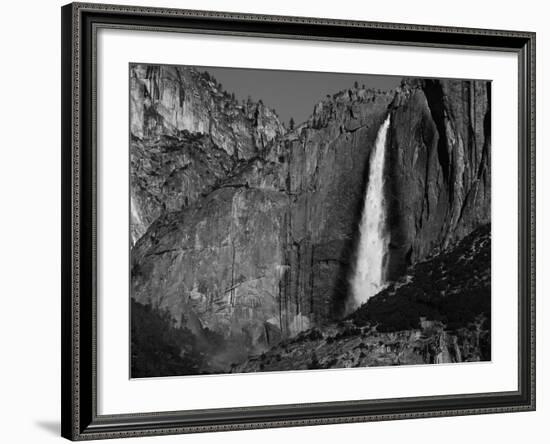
left=130, top=64, right=285, bottom=240
left=281, top=88, right=394, bottom=327
left=386, top=79, right=491, bottom=278
left=130, top=66, right=491, bottom=368
left=234, top=224, right=491, bottom=373
left=130, top=133, right=235, bottom=243
left=130, top=64, right=283, bottom=157
left=132, top=185, right=288, bottom=357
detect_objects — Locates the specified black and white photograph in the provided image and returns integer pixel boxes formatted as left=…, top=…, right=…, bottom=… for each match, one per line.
left=0, top=0, right=544, bottom=442
left=129, top=64, right=491, bottom=378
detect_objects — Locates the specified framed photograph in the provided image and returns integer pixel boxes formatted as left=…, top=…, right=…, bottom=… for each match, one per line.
left=61, top=2, right=536, bottom=440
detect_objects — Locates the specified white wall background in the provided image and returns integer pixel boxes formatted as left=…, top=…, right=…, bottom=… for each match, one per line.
left=0, top=0, right=545, bottom=443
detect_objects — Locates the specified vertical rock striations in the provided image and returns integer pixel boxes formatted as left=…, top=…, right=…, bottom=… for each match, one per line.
left=385, top=79, right=491, bottom=279
left=130, top=64, right=284, bottom=157
left=130, top=64, right=285, bottom=240
left=281, top=88, right=395, bottom=326
left=130, top=68, right=491, bottom=367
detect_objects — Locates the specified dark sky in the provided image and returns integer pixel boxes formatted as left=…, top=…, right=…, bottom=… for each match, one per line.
left=196, top=66, right=402, bottom=126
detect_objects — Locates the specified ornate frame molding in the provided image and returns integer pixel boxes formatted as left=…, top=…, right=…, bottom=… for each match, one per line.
left=61, top=2, right=535, bottom=440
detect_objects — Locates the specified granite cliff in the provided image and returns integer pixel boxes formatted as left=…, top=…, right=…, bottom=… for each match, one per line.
left=130, top=64, right=284, bottom=242
left=385, top=79, right=491, bottom=279
left=129, top=65, right=491, bottom=375
left=234, top=225, right=490, bottom=372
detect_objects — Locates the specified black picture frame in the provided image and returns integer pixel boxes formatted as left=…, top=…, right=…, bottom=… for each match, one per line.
left=61, top=2, right=536, bottom=440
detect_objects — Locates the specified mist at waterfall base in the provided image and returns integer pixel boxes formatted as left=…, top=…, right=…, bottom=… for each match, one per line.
left=348, top=115, right=391, bottom=313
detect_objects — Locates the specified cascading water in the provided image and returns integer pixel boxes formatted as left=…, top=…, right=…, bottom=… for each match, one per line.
left=349, top=115, right=391, bottom=310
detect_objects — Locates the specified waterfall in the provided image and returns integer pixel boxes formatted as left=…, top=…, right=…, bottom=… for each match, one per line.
left=349, top=115, right=391, bottom=310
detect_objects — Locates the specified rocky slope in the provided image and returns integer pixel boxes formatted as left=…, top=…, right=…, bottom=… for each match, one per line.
left=234, top=224, right=490, bottom=372
left=130, top=64, right=283, bottom=156
left=130, top=132, right=235, bottom=243
left=130, top=64, right=284, bottom=241
left=130, top=66, right=491, bottom=368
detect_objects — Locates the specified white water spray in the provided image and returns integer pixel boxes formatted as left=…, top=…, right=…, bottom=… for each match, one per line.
left=350, top=115, right=391, bottom=310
